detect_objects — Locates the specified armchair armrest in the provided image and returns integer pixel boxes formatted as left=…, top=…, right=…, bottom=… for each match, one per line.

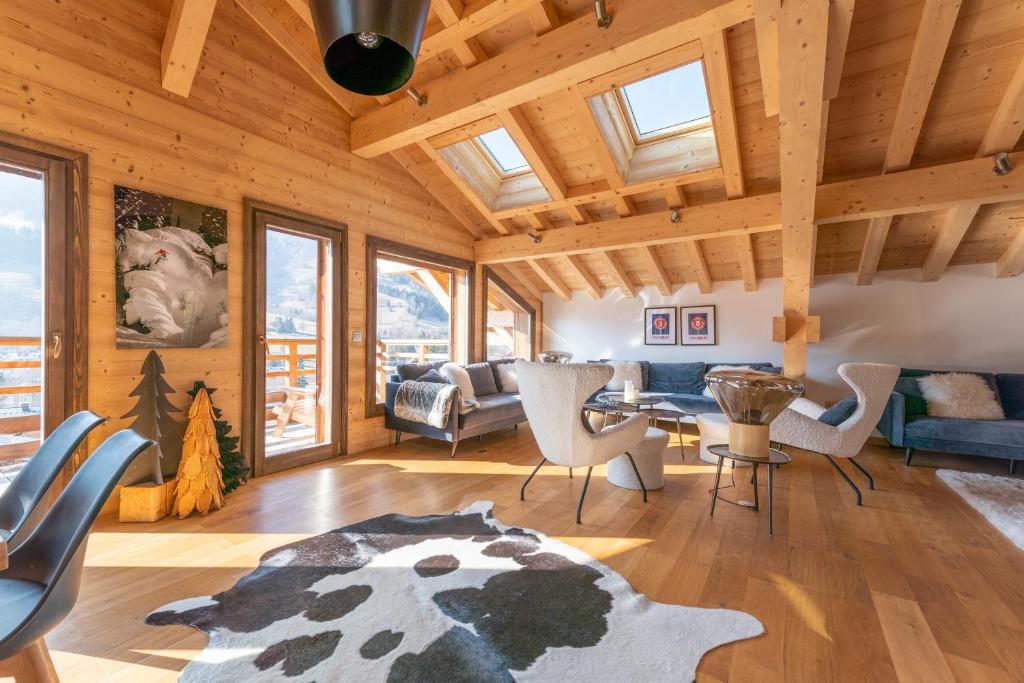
left=876, top=391, right=906, bottom=447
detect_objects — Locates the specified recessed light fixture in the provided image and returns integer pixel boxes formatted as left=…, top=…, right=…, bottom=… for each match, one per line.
left=993, top=152, right=1013, bottom=176
left=527, top=232, right=542, bottom=244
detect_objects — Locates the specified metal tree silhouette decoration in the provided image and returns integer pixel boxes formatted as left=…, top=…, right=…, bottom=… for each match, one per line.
left=121, top=351, right=181, bottom=485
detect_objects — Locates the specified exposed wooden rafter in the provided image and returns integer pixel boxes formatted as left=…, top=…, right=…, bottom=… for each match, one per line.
left=685, top=241, right=713, bottom=294
left=498, top=107, right=568, bottom=200
left=563, top=255, right=604, bottom=299
left=161, top=0, right=218, bottom=98
left=414, top=140, right=512, bottom=235
left=390, top=147, right=485, bottom=238
left=283, top=0, right=314, bottom=27
left=429, top=0, right=488, bottom=67
left=736, top=233, right=758, bottom=292
left=978, top=55, right=1024, bottom=158
left=996, top=226, right=1024, bottom=278
left=566, top=84, right=626, bottom=189
left=855, top=0, right=962, bottom=285
left=419, top=0, right=540, bottom=64
left=638, top=246, right=673, bottom=296
left=599, top=251, right=636, bottom=297
left=752, top=0, right=780, bottom=118
left=350, top=0, right=755, bottom=157
left=526, top=258, right=571, bottom=300
left=920, top=205, right=981, bottom=282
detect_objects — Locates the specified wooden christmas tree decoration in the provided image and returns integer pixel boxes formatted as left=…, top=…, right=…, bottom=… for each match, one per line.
left=119, top=351, right=181, bottom=522
left=187, top=381, right=248, bottom=493
left=172, top=387, right=225, bottom=518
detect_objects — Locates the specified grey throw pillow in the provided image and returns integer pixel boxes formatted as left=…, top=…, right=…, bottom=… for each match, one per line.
left=465, top=362, right=499, bottom=397
left=817, top=397, right=858, bottom=426
left=416, top=368, right=448, bottom=384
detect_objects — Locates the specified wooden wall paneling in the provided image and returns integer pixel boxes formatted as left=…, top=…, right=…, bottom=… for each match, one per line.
left=161, top=0, right=218, bottom=98
left=389, top=147, right=486, bottom=238
left=778, top=0, right=829, bottom=377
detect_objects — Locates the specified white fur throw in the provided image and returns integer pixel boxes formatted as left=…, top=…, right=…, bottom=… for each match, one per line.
left=918, top=373, right=1005, bottom=420
left=604, top=360, right=643, bottom=391
left=440, top=363, right=479, bottom=413
left=703, top=365, right=755, bottom=397
left=496, top=362, right=519, bottom=393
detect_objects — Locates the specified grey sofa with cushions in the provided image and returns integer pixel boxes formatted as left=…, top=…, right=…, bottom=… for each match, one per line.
left=591, top=360, right=782, bottom=417
left=384, top=359, right=525, bottom=457
left=877, top=368, right=1024, bottom=472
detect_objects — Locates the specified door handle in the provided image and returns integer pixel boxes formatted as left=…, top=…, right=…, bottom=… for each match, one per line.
left=51, top=333, right=62, bottom=360
left=258, top=335, right=268, bottom=347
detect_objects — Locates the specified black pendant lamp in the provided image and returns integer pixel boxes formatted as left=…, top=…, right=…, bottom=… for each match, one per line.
left=309, top=0, right=431, bottom=97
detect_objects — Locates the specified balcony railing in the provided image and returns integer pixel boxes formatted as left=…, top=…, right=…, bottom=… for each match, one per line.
left=375, top=338, right=451, bottom=402
left=264, top=337, right=317, bottom=416
left=0, top=336, right=42, bottom=463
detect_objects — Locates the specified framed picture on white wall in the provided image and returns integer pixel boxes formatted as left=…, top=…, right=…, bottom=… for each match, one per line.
left=681, top=305, right=716, bottom=345
left=644, top=306, right=677, bottom=345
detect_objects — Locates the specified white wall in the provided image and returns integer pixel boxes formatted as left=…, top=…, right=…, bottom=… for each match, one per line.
left=543, top=264, right=1024, bottom=401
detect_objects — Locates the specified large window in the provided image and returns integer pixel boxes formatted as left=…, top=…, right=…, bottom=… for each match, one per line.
left=366, top=239, right=473, bottom=415
left=483, top=267, right=534, bottom=361
left=616, top=61, right=712, bottom=144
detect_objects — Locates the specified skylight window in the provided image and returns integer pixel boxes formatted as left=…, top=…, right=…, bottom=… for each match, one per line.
left=618, top=61, right=712, bottom=142
left=475, top=129, right=530, bottom=176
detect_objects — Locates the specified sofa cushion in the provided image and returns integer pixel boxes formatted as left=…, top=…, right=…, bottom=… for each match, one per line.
left=465, top=362, right=499, bottom=397
left=397, top=361, right=446, bottom=382
left=440, top=363, right=478, bottom=409
left=897, top=369, right=999, bottom=417
left=598, top=359, right=650, bottom=390
left=459, top=393, right=526, bottom=430
left=905, top=417, right=1024, bottom=448
left=603, top=360, right=643, bottom=391
left=664, top=394, right=721, bottom=415
left=818, top=396, right=858, bottom=426
left=919, top=373, right=1005, bottom=420
left=648, top=362, right=706, bottom=394
left=997, top=374, right=1024, bottom=420
left=416, top=368, right=448, bottom=384
left=702, top=364, right=758, bottom=397
left=488, top=359, right=516, bottom=391
left=494, top=361, right=519, bottom=393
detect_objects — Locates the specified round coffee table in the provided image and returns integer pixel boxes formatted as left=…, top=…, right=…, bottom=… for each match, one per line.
left=600, top=392, right=661, bottom=412
left=643, top=408, right=688, bottom=460
left=707, top=444, right=790, bottom=536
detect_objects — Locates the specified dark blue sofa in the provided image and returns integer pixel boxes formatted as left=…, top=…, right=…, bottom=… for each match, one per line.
left=877, top=369, right=1024, bottom=473
left=591, top=360, right=782, bottom=416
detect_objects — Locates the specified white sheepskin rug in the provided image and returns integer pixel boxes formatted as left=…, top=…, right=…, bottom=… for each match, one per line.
left=918, top=373, right=1005, bottom=420
left=146, top=501, right=763, bottom=681
left=937, top=469, right=1024, bottom=551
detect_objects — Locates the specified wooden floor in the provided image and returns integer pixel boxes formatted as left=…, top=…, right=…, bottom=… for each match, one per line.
left=40, top=425, right=1024, bottom=682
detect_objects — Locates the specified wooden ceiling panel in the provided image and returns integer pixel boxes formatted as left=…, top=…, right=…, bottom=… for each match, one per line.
left=474, top=11, right=538, bottom=56
left=728, top=20, right=780, bottom=195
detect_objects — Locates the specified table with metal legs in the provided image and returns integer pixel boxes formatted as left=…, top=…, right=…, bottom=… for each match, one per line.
left=706, top=444, right=791, bottom=535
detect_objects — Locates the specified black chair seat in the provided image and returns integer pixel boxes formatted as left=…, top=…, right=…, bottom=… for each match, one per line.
left=0, top=579, right=45, bottom=635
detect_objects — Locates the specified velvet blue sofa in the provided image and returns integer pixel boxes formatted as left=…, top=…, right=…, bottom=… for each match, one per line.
left=877, top=369, right=1024, bottom=473
left=590, top=360, right=782, bottom=417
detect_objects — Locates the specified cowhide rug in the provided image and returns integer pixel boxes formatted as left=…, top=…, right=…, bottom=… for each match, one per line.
left=146, top=501, right=762, bottom=681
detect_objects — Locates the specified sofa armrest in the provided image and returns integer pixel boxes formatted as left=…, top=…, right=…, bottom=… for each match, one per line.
left=384, top=381, right=403, bottom=414
left=876, top=391, right=906, bottom=446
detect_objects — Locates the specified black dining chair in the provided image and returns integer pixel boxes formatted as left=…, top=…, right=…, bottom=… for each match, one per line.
left=0, top=429, right=153, bottom=678
left=0, top=411, right=105, bottom=552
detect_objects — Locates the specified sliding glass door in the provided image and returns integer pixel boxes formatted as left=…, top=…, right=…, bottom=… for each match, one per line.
left=245, top=204, right=345, bottom=476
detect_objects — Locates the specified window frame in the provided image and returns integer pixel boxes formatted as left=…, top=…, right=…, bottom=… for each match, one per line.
left=470, top=132, right=532, bottom=181
left=613, top=60, right=715, bottom=147
left=482, top=266, right=536, bottom=362
left=365, top=237, right=475, bottom=417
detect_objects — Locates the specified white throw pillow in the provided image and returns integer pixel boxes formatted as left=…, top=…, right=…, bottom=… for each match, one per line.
left=703, top=365, right=755, bottom=397
left=440, top=363, right=479, bottom=412
left=918, top=373, right=1005, bottom=420
left=497, top=362, right=519, bottom=393
left=604, top=360, right=642, bottom=391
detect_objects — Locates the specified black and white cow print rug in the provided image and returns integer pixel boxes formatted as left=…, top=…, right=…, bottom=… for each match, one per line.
left=146, top=501, right=762, bottom=681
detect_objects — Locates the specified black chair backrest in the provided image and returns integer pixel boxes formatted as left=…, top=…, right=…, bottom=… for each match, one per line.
left=0, top=429, right=153, bottom=656
left=0, top=410, right=105, bottom=546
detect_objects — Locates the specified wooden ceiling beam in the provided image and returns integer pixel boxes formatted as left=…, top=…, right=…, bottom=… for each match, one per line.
left=752, top=0, right=780, bottom=118
left=854, top=0, right=962, bottom=285
left=920, top=205, right=980, bottom=282
left=526, top=258, right=571, bottom=300
left=737, top=233, right=757, bottom=292
left=685, top=241, right=713, bottom=293
left=527, top=0, right=560, bottom=34
left=996, top=226, right=1024, bottom=278
left=161, top=0, right=218, bottom=98
left=567, top=85, right=627, bottom=189
left=476, top=152, right=1024, bottom=263
left=389, top=147, right=485, bottom=239
left=565, top=204, right=592, bottom=225
left=351, top=0, right=755, bottom=157
left=563, top=255, right=604, bottom=299
left=977, top=56, right=1024, bottom=158
left=283, top=0, right=314, bottom=28
left=823, top=0, right=855, bottom=101
left=491, top=167, right=723, bottom=219
left=503, top=262, right=545, bottom=301
left=599, top=251, right=636, bottom=297
left=638, top=247, right=674, bottom=296
left=430, top=0, right=488, bottom=67
left=702, top=29, right=744, bottom=198
left=612, top=195, right=636, bottom=218
left=419, top=0, right=540, bottom=63
left=414, top=140, right=512, bottom=234
left=525, top=212, right=553, bottom=230
left=498, top=107, right=567, bottom=200
left=664, top=186, right=687, bottom=208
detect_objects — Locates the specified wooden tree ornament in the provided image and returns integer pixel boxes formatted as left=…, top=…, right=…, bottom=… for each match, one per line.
left=172, top=387, right=225, bottom=518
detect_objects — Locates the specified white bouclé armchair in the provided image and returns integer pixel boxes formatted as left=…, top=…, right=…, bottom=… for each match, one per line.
left=515, top=361, right=652, bottom=523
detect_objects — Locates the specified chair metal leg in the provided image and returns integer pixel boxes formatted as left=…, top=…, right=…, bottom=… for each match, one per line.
left=849, top=457, right=875, bottom=490
left=675, top=418, right=684, bottom=461
left=1010, top=459, right=1018, bottom=475
left=623, top=452, right=648, bottom=503
left=569, top=467, right=573, bottom=479
left=394, top=430, right=402, bottom=447
left=520, top=457, right=547, bottom=500
left=576, top=467, right=594, bottom=524
left=904, top=447, right=915, bottom=466
left=450, top=439, right=460, bottom=458
left=823, top=454, right=862, bottom=506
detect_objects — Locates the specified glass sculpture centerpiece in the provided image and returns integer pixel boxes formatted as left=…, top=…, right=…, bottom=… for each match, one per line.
left=705, top=370, right=804, bottom=458
left=538, top=351, right=573, bottom=364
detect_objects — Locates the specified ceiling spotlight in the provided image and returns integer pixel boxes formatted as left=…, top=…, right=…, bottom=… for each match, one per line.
left=670, top=208, right=682, bottom=224
left=527, top=232, right=542, bottom=244
left=406, top=88, right=427, bottom=106
left=309, top=0, right=431, bottom=96
left=594, top=0, right=613, bottom=29
left=993, top=152, right=1013, bottom=176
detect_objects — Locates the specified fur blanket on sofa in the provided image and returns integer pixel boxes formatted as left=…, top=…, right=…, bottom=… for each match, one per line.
left=395, top=380, right=462, bottom=428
